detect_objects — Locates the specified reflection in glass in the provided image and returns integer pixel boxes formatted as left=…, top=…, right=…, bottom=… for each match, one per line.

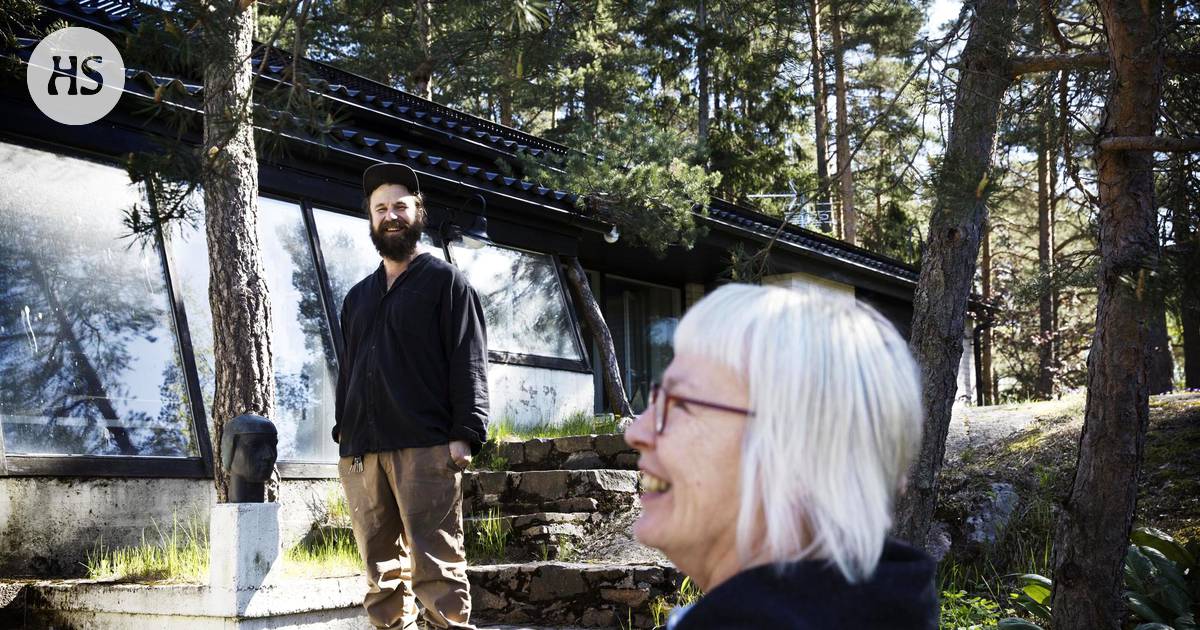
left=311, top=207, right=444, bottom=313
left=170, top=197, right=339, bottom=462
left=604, top=278, right=679, bottom=412
left=0, top=142, right=198, bottom=456
left=448, top=242, right=583, bottom=361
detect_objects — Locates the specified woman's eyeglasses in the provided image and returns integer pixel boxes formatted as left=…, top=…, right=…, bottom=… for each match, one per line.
left=648, top=382, right=754, bottom=434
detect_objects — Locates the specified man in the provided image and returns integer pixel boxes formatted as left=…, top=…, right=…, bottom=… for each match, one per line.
left=334, top=162, right=489, bottom=629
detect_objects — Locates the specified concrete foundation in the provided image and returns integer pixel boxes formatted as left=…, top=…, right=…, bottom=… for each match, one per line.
left=0, top=477, right=341, bottom=578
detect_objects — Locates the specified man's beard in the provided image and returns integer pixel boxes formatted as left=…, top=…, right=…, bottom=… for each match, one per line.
left=370, top=215, right=425, bottom=261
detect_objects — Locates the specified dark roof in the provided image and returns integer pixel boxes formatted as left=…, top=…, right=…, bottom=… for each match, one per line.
left=22, top=0, right=920, bottom=286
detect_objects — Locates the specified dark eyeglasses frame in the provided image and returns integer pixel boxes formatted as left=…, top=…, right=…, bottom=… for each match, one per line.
left=649, top=381, right=754, bottom=434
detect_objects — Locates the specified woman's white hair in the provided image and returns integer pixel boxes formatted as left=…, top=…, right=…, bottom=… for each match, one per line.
left=673, top=283, right=923, bottom=583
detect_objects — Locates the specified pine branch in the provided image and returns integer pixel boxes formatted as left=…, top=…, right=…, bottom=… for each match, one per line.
left=1011, top=52, right=1200, bottom=76
left=1099, top=135, right=1200, bottom=152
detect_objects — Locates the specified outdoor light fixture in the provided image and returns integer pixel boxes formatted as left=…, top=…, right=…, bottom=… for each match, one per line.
left=440, top=194, right=489, bottom=249
left=603, top=224, right=620, bottom=244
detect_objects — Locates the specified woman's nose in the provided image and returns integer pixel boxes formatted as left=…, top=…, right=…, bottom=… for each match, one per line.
left=625, top=406, right=656, bottom=451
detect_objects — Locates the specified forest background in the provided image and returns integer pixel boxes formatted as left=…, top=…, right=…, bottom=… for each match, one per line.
left=253, top=0, right=1199, bottom=403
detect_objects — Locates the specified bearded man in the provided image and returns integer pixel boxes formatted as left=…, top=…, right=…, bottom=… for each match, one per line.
left=334, top=162, right=489, bottom=629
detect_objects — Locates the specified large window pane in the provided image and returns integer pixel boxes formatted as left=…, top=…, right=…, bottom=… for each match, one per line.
left=448, top=242, right=583, bottom=361
left=170, top=198, right=339, bottom=462
left=311, top=207, right=443, bottom=314
left=0, top=142, right=198, bottom=456
left=604, top=277, right=679, bottom=412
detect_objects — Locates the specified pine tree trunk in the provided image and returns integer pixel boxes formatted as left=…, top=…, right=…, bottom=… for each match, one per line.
left=831, top=0, right=855, bottom=245
left=412, top=0, right=433, bottom=100
left=1036, top=89, right=1056, bottom=399
left=1050, top=0, right=1165, bottom=626
left=807, top=0, right=831, bottom=232
left=1173, top=156, right=1200, bottom=389
left=1148, top=305, right=1175, bottom=394
left=892, top=0, right=1016, bottom=547
left=203, top=0, right=276, bottom=503
left=697, top=0, right=709, bottom=152
left=563, top=257, right=633, bottom=418
left=980, top=220, right=994, bottom=406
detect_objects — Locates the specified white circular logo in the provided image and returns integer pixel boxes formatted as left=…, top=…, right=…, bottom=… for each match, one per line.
left=26, top=27, right=125, bottom=126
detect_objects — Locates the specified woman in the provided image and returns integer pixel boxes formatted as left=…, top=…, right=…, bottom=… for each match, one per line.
left=625, top=284, right=937, bottom=629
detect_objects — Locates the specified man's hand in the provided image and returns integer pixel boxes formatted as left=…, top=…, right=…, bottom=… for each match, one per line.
left=449, top=440, right=472, bottom=470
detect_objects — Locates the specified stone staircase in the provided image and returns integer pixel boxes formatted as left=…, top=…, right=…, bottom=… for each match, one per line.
left=465, top=434, right=684, bottom=629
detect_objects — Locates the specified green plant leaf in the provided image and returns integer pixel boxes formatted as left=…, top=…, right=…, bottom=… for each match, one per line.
left=1126, top=592, right=1170, bottom=624
left=997, top=619, right=1045, bottom=630
left=1129, top=544, right=1158, bottom=593
left=1133, top=547, right=1194, bottom=617
left=1017, top=574, right=1053, bottom=605
left=1133, top=527, right=1197, bottom=570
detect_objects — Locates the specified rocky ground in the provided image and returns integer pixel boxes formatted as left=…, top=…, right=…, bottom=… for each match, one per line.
left=936, top=391, right=1200, bottom=572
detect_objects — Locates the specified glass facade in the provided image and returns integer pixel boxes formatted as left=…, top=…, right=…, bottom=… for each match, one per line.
left=311, top=206, right=444, bottom=314
left=0, top=138, right=597, bottom=471
left=448, top=242, right=583, bottom=361
left=0, top=142, right=198, bottom=457
left=603, top=277, right=679, bottom=412
left=169, top=197, right=340, bottom=463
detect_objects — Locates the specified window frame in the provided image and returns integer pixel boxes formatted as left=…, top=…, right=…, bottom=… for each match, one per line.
left=594, top=273, right=683, bottom=413
left=443, top=240, right=591, bottom=373
left=0, top=134, right=214, bottom=479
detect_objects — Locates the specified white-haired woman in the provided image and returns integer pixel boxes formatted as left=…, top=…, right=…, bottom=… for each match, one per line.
left=625, top=283, right=937, bottom=629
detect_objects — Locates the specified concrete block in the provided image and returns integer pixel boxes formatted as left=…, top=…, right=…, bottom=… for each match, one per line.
left=209, top=503, right=283, bottom=594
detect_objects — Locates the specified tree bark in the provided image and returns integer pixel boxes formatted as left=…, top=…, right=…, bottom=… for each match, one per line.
left=1098, top=135, right=1200, bottom=152
left=980, top=219, right=994, bottom=406
left=1035, top=85, right=1056, bottom=400
left=807, top=0, right=831, bottom=232
left=1050, top=0, right=1165, bottom=626
left=203, top=0, right=276, bottom=503
left=697, top=0, right=709, bottom=152
left=892, top=0, right=1016, bottom=547
left=563, top=257, right=633, bottom=418
left=1148, top=303, right=1175, bottom=394
left=831, top=0, right=855, bottom=244
left=412, top=0, right=433, bottom=100
left=1173, top=156, right=1200, bottom=389
left=1011, top=52, right=1200, bottom=76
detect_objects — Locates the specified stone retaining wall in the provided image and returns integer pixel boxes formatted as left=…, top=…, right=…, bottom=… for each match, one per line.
left=469, top=562, right=682, bottom=629
left=463, top=470, right=640, bottom=516
left=496, top=434, right=638, bottom=472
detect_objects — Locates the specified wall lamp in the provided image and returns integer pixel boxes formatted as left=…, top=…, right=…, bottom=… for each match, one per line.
left=603, top=224, right=620, bottom=244
left=440, top=194, right=489, bottom=250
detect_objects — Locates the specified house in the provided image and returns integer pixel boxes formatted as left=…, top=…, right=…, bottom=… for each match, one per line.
left=0, top=0, right=976, bottom=577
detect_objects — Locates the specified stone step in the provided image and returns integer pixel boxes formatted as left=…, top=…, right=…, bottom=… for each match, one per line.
left=490, top=434, right=638, bottom=472
left=463, top=470, right=639, bottom=516
left=469, top=562, right=683, bottom=629
left=464, top=512, right=600, bottom=561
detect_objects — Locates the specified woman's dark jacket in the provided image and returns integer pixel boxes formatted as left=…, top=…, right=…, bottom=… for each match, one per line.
left=670, top=538, right=938, bottom=630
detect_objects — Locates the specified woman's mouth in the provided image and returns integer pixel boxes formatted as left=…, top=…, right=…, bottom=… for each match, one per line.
left=640, top=470, right=672, bottom=494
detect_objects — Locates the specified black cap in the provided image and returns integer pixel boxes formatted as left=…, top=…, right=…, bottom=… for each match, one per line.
left=363, top=162, right=421, bottom=199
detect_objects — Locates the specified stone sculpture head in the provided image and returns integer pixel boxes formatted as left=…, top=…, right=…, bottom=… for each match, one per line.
left=221, top=414, right=278, bottom=503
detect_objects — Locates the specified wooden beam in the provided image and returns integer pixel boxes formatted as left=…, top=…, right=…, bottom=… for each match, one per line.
left=1100, top=136, right=1200, bottom=152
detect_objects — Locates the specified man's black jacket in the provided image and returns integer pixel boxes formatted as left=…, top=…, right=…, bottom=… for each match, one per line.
left=333, top=253, right=489, bottom=457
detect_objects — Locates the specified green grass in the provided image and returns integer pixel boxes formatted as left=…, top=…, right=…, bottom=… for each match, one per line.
left=282, top=526, right=361, bottom=578
left=648, top=575, right=702, bottom=628
left=466, top=507, right=509, bottom=562
left=83, top=512, right=209, bottom=583
left=487, top=410, right=622, bottom=442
